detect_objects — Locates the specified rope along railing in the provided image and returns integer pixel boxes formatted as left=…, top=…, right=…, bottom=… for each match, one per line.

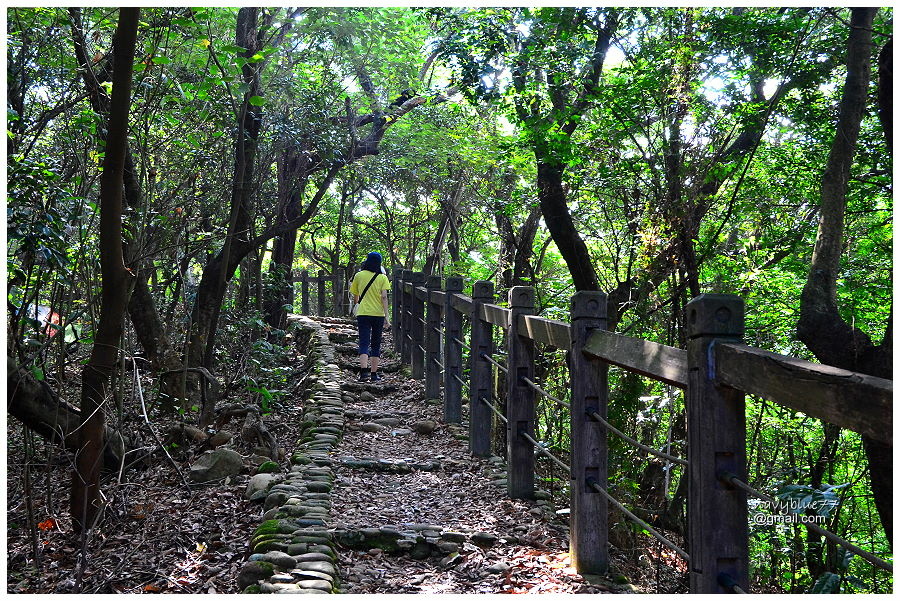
left=587, top=480, right=690, bottom=563
left=518, top=429, right=690, bottom=564
left=451, top=336, right=471, bottom=351
left=451, top=373, right=470, bottom=393
left=480, top=395, right=508, bottom=425
left=588, top=410, right=687, bottom=467
left=522, top=376, right=570, bottom=409
left=480, top=352, right=508, bottom=374
left=520, top=431, right=569, bottom=472
left=389, top=270, right=893, bottom=592
left=720, top=472, right=893, bottom=573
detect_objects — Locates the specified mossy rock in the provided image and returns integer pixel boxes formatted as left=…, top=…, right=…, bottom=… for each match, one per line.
left=253, top=520, right=281, bottom=537
left=237, top=561, right=275, bottom=590
left=250, top=533, right=289, bottom=549
left=252, top=539, right=289, bottom=553
left=291, top=453, right=312, bottom=465
left=256, top=461, right=280, bottom=474
left=291, top=535, right=333, bottom=545
left=255, top=519, right=305, bottom=538
left=241, top=585, right=262, bottom=594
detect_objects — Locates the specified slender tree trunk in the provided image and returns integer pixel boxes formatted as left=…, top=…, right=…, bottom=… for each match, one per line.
left=8, top=356, right=127, bottom=472
left=796, top=8, right=892, bottom=542
left=71, top=7, right=138, bottom=532
left=70, top=8, right=178, bottom=378
left=423, top=175, right=464, bottom=275
left=188, top=7, right=261, bottom=380
left=265, top=230, right=297, bottom=329
left=535, top=157, right=599, bottom=291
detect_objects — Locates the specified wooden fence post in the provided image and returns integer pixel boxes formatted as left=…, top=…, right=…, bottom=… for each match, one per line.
left=317, top=269, right=326, bottom=317
left=569, top=291, right=609, bottom=575
left=469, top=280, right=495, bottom=457
left=443, top=276, right=464, bottom=423
left=392, top=267, right=402, bottom=352
left=686, top=294, right=748, bottom=593
left=424, top=275, right=442, bottom=400
left=335, top=268, right=345, bottom=316
left=401, top=269, right=413, bottom=365
left=301, top=270, right=310, bottom=315
left=507, top=286, right=535, bottom=499
left=410, top=272, right=426, bottom=379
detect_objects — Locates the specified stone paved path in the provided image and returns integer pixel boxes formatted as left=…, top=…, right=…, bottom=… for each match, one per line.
left=325, top=320, right=624, bottom=594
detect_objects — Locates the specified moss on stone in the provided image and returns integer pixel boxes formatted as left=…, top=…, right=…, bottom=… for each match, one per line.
left=253, top=519, right=280, bottom=537
left=241, top=585, right=262, bottom=594
left=252, top=539, right=289, bottom=553
left=256, top=461, right=280, bottom=474
left=291, top=453, right=312, bottom=465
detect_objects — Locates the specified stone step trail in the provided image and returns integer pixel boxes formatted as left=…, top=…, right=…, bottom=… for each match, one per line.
left=237, top=315, right=628, bottom=594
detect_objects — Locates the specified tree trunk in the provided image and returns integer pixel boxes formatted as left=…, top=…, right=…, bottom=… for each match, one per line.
left=796, top=7, right=891, bottom=542
left=423, top=173, right=465, bottom=276
left=265, top=230, right=297, bottom=329
left=71, top=7, right=138, bottom=531
left=70, top=7, right=180, bottom=382
left=535, top=157, right=599, bottom=291
left=198, top=7, right=260, bottom=374
left=8, top=356, right=126, bottom=472
left=877, top=37, right=892, bottom=154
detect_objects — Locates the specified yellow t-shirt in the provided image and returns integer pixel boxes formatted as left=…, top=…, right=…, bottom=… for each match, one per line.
left=350, top=270, right=390, bottom=316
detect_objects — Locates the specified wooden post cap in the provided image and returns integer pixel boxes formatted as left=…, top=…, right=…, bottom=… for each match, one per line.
left=445, top=276, right=464, bottom=292
left=686, top=294, right=744, bottom=339
left=411, top=271, right=425, bottom=283
left=509, top=286, right=535, bottom=308
left=401, top=269, right=413, bottom=280
left=392, top=266, right=403, bottom=276
left=473, top=280, right=494, bottom=299
left=571, top=290, right=607, bottom=318
left=425, top=275, right=441, bottom=289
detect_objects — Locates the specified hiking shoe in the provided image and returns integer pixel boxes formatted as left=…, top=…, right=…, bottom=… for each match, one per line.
left=370, top=372, right=382, bottom=382
left=358, top=370, right=370, bottom=382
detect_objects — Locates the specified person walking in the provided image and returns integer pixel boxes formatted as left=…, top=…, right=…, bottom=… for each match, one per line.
left=349, top=252, right=391, bottom=381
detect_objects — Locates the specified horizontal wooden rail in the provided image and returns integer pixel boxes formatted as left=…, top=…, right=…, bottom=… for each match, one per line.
left=520, top=315, right=572, bottom=349
left=429, top=290, right=446, bottom=304
left=583, top=329, right=687, bottom=388
left=414, top=286, right=428, bottom=301
left=715, top=342, right=892, bottom=444
left=450, top=293, right=473, bottom=314
left=479, top=303, right=511, bottom=328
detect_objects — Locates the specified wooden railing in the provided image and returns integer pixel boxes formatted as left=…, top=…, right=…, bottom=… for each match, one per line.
left=291, top=268, right=348, bottom=317
left=390, top=268, right=892, bottom=593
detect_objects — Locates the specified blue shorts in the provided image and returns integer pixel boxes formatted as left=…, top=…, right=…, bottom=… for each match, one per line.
left=357, top=315, right=385, bottom=357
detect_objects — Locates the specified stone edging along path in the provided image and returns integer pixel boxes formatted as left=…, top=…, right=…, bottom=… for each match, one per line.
left=236, top=316, right=344, bottom=594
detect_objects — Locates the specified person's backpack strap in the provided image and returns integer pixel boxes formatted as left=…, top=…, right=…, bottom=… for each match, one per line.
left=358, top=271, right=380, bottom=304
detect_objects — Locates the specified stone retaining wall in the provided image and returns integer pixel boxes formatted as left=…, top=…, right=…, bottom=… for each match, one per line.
left=237, top=316, right=344, bottom=594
